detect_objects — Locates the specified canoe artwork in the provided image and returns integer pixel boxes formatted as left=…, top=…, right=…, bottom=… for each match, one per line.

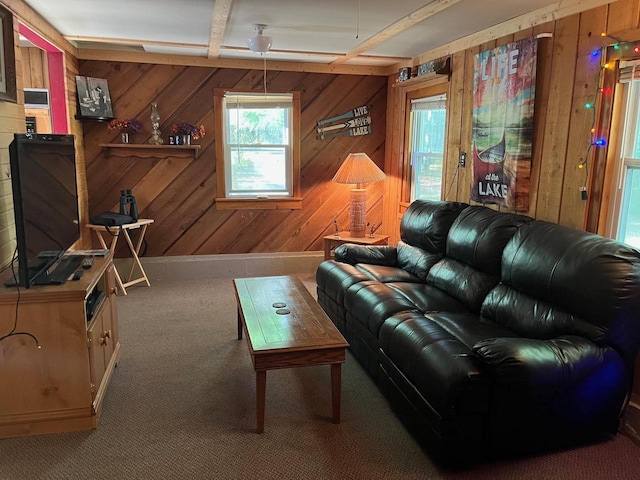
left=471, top=38, right=537, bottom=210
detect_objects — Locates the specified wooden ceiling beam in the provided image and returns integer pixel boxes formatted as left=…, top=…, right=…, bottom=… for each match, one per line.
left=207, top=0, right=234, bottom=59
left=65, top=35, right=207, bottom=49
left=382, top=0, right=621, bottom=75
left=76, top=48, right=391, bottom=76
left=332, top=0, right=465, bottom=65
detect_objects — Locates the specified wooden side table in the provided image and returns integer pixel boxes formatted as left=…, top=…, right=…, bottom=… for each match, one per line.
left=87, top=219, right=154, bottom=295
left=323, top=231, right=390, bottom=261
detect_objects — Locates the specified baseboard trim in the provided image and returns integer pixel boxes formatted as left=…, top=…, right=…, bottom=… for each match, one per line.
left=622, top=401, right=640, bottom=447
left=116, top=251, right=324, bottom=282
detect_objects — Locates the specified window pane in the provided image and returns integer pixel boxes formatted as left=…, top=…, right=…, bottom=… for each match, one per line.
left=229, top=147, right=287, bottom=194
left=618, top=165, right=640, bottom=248
left=227, top=108, right=288, bottom=145
left=410, top=101, right=446, bottom=201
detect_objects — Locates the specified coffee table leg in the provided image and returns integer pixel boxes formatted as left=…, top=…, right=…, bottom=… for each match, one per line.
left=256, top=370, right=266, bottom=433
left=237, top=308, right=243, bottom=340
left=331, top=363, right=342, bottom=424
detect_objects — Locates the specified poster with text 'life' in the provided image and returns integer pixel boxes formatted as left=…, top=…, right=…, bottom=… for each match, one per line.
left=471, top=37, right=537, bottom=210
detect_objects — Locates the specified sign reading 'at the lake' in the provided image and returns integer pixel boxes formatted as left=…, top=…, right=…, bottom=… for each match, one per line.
left=471, top=37, right=537, bottom=210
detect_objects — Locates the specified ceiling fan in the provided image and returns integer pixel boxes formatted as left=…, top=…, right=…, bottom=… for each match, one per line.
left=247, top=24, right=272, bottom=53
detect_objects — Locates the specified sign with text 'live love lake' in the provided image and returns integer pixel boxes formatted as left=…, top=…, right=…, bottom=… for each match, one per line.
left=471, top=38, right=537, bottom=210
left=316, top=105, right=371, bottom=140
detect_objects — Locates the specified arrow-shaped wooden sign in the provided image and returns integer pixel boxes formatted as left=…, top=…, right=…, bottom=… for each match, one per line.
left=316, top=115, right=371, bottom=133
left=317, top=125, right=371, bottom=140
left=317, top=105, right=369, bottom=127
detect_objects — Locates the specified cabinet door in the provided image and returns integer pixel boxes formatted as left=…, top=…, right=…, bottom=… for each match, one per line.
left=88, top=311, right=107, bottom=398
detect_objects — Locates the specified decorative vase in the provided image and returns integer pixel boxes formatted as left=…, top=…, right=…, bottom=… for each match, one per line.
left=181, top=134, right=191, bottom=145
left=121, top=132, right=130, bottom=144
left=149, top=102, right=164, bottom=145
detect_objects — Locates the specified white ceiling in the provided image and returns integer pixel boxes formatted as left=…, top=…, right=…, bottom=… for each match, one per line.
left=21, top=0, right=576, bottom=67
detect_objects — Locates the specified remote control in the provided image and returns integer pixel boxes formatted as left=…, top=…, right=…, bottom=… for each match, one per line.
left=72, top=270, right=83, bottom=281
left=82, top=257, right=94, bottom=269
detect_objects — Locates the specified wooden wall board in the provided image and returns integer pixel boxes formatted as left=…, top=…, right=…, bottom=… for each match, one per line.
left=460, top=45, right=481, bottom=207
left=382, top=80, right=406, bottom=244
left=533, top=15, right=581, bottom=223
left=606, top=0, right=640, bottom=34
left=559, top=8, right=610, bottom=228
left=577, top=6, right=611, bottom=58
left=528, top=22, right=557, bottom=220
left=444, top=51, right=465, bottom=203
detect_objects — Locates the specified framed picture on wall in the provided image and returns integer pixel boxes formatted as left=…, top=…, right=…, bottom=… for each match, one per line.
left=0, top=4, right=17, bottom=103
left=75, top=75, right=114, bottom=120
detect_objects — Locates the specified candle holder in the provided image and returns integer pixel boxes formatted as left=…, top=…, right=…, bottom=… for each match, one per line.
left=149, top=102, right=164, bottom=145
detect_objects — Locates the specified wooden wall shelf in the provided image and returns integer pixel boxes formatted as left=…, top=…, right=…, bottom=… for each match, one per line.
left=99, top=143, right=201, bottom=159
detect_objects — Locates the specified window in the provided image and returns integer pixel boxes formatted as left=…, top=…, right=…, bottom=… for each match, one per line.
left=608, top=77, right=640, bottom=248
left=405, top=91, right=447, bottom=202
left=214, top=90, right=301, bottom=209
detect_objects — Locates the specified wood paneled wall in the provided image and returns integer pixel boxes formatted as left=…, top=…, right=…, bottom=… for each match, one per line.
left=383, top=0, right=640, bottom=244
left=79, top=61, right=387, bottom=256
left=21, top=46, right=48, bottom=89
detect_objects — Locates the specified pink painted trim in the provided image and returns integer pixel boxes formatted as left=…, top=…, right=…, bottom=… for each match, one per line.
left=18, top=24, right=69, bottom=133
left=18, top=24, right=57, bottom=52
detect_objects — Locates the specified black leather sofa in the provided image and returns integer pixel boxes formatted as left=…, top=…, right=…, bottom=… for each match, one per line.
left=316, top=200, right=640, bottom=464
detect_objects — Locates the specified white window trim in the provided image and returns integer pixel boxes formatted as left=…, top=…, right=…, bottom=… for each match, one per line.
left=607, top=80, right=640, bottom=240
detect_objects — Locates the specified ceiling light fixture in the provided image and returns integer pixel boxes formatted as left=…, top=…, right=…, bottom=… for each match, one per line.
left=247, top=24, right=272, bottom=53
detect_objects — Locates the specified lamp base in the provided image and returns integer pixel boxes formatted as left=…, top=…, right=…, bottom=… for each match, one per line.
left=349, top=189, right=366, bottom=238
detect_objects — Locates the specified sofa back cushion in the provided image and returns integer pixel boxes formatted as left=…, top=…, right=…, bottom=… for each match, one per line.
left=400, top=200, right=468, bottom=254
left=396, top=241, right=442, bottom=281
left=482, top=220, right=640, bottom=363
left=426, top=206, right=531, bottom=312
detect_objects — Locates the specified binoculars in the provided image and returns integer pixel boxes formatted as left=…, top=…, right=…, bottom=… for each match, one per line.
left=119, top=189, right=139, bottom=221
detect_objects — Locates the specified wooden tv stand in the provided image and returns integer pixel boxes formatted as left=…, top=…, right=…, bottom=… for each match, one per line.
left=0, top=254, right=120, bottom=438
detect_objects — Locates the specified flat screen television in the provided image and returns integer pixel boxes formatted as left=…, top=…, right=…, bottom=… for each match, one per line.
left=6, top=134, right=80, bottom=288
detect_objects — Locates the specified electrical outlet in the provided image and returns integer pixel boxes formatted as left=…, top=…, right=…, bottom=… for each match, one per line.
left=459, top=152, right=467, bottom=167
left=580, top=186, right=587, bottom=200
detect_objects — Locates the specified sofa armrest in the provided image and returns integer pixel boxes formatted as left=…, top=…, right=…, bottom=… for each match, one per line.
left=472, top=336, right=615, bottom=388
left=334, top=244, right=397, bottom=266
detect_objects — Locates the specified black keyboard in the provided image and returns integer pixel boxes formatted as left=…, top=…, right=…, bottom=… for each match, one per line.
left=33, top=255, right=84, bottom=285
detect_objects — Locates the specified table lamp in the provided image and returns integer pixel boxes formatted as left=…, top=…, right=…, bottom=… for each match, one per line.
left=332, top=153, right=386, bottom=238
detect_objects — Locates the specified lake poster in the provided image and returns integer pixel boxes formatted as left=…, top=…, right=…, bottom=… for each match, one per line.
left=471, top=38, right=537, bottom=210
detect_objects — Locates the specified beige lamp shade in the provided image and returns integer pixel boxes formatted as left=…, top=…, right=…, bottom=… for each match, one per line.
left=332, top=153, right=386, bottom=188
left=332, top=153, right=386, bottom=238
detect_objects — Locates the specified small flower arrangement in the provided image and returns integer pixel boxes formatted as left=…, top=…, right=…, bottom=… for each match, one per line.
left=108, top=118, right=143, bottom=133
left=171, top=122, right=206, bottom=140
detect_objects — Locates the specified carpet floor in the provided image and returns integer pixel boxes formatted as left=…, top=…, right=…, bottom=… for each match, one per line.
left=0, top=275, right=639, bottom=479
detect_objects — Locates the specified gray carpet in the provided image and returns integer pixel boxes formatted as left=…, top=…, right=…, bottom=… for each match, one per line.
left=1, top=275, right=639, bottom=479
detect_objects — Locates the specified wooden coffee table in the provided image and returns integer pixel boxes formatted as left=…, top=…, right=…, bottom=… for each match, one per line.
left=233, top=275, right=349, bottom=433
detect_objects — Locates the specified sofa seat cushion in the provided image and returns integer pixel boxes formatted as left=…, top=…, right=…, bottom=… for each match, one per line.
left=387, top=282, right=469, bottom=315
left=355, top=264, right=422, bottom=283
left=344, top=281, right=419, bottom=338
left=379, top=311, right=490, bottom=415
left=421, top=312, right=520, bottom=350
